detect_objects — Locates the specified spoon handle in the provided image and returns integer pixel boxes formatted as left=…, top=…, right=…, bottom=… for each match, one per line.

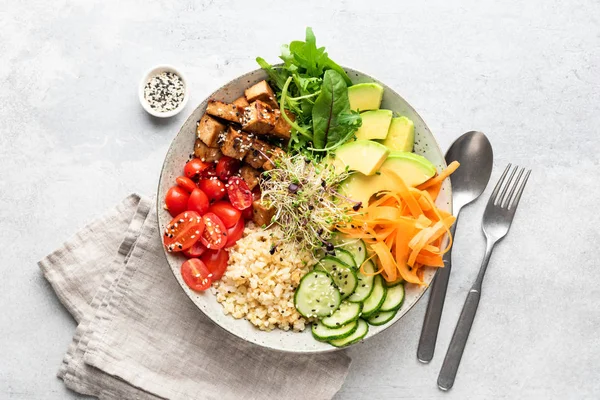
left=417, top=222, right=457, bottom=363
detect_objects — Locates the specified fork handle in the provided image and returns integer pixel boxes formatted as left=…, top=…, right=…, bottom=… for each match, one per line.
left=437, top=240, right=496, bottom=390
left=437, top=289, right=480, bottom=390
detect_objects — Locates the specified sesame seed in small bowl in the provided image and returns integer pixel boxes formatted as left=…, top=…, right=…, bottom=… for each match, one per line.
left=139, top=65, right=189, bottom=118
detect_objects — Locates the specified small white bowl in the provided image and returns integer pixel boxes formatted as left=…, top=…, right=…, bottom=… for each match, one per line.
left=139, top=65, right=189, bottom=118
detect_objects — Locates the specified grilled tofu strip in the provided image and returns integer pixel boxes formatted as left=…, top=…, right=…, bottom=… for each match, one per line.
left=270, top=109, right=294, bottom=140
left=194, top=138, right=223, bottom=162
left=240, top=165, right=261, bottom=191
left=245, top=80, right=279, bottom=109
left=252, top=200, right=276, bottom=226
left=220, top=126, right=254, bottom=160
left=243, top=139, right=275, bottom=169
left=206, top=100, right=243, bottom=124
left=197, top=114, right=227, bottom=147
left=233, top=96, right=250, bottom=108
left=241, top=100, right=276, bottom=135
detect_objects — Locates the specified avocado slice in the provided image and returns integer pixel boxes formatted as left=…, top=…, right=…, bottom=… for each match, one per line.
left=339, top=152, right=436, bottom=207
left=355, top=110, right=393, bottom=141
left=332, top=140, right=390, bottom=176
left=381, top=116, right=414, bottom=152
left=348, top=83, right=384, bottom=111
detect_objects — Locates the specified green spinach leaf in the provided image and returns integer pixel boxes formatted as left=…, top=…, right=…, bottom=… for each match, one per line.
left=312, top=70, right=361, bottom=149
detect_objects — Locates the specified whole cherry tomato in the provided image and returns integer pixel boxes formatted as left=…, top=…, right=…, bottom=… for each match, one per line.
left=176, top=176, right=197, bottom=193
left=165, top=186, right=190, bottom=217
left=187, top=188, right=210, bottom=215
left=225, top=218, right=245, bottom=248
left=184, top=158, right=210, bottom=180
left=209, top=201, right=241, bottom=228
left=200, top=249, right=229, bottom=281
left=242, top=206, right=253, bottom=220
left=198, top=178, right=226, bottom=202
left=216, top=156, right=241, bottom=181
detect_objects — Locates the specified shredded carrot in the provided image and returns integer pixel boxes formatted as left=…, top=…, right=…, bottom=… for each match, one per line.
left=417, top=161, right=460, bottom=190
left=335, top=162, right=458, bottom=286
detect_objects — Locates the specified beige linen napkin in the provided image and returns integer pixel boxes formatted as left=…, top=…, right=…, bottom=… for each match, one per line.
left=39, top=194, right=351, bottom=400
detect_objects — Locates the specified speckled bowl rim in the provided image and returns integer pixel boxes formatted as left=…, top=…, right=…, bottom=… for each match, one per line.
left=157, top=66, right=452, bottom=353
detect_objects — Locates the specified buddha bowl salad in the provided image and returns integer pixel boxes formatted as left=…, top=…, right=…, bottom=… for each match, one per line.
left=162, top=28, right=459, bottom=347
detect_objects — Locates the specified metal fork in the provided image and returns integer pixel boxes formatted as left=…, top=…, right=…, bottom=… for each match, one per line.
left=437, top=164, right=531, bottom=391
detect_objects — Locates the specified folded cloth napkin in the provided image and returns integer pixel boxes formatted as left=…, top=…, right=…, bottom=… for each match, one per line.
left=39, top=194, right=351, bottom=400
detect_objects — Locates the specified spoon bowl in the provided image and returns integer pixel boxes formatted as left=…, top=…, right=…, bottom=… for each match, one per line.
left=445, top=131, right=494, bottom=213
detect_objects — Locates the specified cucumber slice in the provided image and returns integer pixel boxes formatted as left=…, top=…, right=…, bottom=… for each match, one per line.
left=367, top=309, right=398, bottom=326
left=321, top=301, right=362, bottom=328
left=319, top=257, right=358, bottom=299
left=362, top=275, right=387, bottom=318
left=330, top=233, right=366, bottom=267
left=379, top=283, right=404, bottom=312
left=347, top=260, right=375, bottom=303
left=314, top=264, right=326, bottom=272
left=328, top=319, right=369, bottom=347
left=334, top=248, right=356, bottom=268
left=294, top=271, right=341, bottom=318
left=312, top=320, right=358, bottom=341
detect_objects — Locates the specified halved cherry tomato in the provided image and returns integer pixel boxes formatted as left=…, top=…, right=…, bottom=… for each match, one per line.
left=201, top=249, right=229, bottom=280
left=226, top=176, right=253, bottom=210
left=200, top=212, right=227, bottom=250
left=187, top=188, right=210, bottom=215
left=183, top=240, right=207, bottom=258
left=176, top=176, right=197, bottom=193
left=209, top=201, right=241, bottom=228
left=216, top=156, right=241, bottom=181
left=165, top=186, right=190, bottom=217
left=198, top=178, right=226, bottom=202
left=164, top=211, right=204, bottom=252
left=184, top=158, right=210, bottom=180
left=181, top=258, right=212, bottom=291
left=225, top=218, right=245, bottom=247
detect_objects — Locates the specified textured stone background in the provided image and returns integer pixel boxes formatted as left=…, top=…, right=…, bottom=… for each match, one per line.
left=1, top=0, right=599, bottom=399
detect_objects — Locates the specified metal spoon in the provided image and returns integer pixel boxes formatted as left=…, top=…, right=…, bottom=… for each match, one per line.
left=417, top=131, right=493, bottom=363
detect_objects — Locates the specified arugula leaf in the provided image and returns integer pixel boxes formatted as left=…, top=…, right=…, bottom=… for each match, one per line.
left=256, top=57, right=288, bottom=91
left=312, top=70, right=361, bottom=149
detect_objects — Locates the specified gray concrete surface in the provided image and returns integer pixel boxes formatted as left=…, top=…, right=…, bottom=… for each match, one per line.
left=1, top=0, right=600, bottom=398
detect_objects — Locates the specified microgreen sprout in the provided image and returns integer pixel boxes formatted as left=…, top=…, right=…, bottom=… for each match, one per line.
left=259, top=153, right=354, bottom=255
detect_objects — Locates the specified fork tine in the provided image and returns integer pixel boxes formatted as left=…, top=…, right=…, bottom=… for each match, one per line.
left=509, top=169, right=531, bottom=210
left=502, top=168, right=524, bottom=208
left=488, top=164, right=512, bottom=205
left=496, top=165, right=518, bottom=206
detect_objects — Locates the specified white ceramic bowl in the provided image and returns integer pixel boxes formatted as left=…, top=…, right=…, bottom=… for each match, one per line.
left=139, top=65, right=189, bottom=118
left=157, top=67, right=452, bottom=353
